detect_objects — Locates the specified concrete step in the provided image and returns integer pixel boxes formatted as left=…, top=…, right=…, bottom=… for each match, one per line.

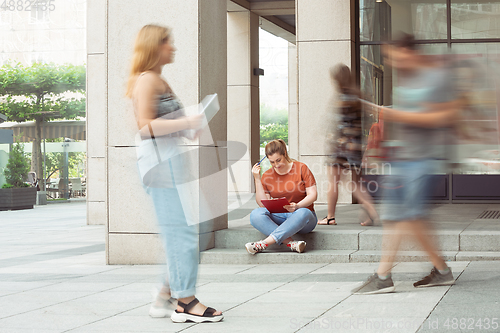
left=213, top=226, right=500, bottom=252
left=200, top=248, right=500, bottom=264
left=211, top=201, right=500, bottom=263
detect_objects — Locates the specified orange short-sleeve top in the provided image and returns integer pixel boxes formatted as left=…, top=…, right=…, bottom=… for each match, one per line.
left=261, top=161, right=316, bottom=212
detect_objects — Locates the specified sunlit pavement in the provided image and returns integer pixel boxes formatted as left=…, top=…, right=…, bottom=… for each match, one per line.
left=0, top=202, right=499, bottom=333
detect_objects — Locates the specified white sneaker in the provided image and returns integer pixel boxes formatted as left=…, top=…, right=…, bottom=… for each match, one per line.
left=245, top=240, right=268, bottom=255
left=287, top=240, right=306, bottom=253
left=149, top=297, right=177, bottom=318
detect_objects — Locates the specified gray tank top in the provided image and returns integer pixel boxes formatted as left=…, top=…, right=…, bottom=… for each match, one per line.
left=137, top=72, right=186, bottom=138
left=156, top=91, right=184, bottom=119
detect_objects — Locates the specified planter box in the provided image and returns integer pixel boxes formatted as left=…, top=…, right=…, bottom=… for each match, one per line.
left=0, top=187, right=37, bottom=211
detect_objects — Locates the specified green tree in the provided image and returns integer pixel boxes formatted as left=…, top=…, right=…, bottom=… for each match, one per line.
left=42, top=138, right=86, bottom=180
left=0, top=62, right=86, bottom=189
left=3, top=142, right=30, bottom=188
left=260, top=104, right=288, bottom=147
left=260, top=123, right=288, bottom=147
left=260, top=104, right=288, bottom=126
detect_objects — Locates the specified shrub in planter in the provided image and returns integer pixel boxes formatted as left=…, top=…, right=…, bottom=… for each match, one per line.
left=0, top=142, right=36, bottom=210
left=3, top=142, right=30, bottom=188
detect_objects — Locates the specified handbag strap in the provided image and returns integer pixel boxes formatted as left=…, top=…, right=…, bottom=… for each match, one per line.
left=148, top=123, right=162, bottom=163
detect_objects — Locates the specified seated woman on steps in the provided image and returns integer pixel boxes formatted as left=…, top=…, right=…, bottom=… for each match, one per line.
left=246, top=139, right=317, bottom=254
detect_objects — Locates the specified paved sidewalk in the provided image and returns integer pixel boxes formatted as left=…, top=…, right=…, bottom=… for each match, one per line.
left=1, top=202, right=499, bottom=333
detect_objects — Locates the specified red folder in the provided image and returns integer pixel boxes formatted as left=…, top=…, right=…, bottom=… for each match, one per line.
left=261, top=197, right=291, bottom=214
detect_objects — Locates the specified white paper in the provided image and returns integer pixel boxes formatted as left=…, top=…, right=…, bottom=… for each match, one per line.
left=200, top=94, right=219, bottom=123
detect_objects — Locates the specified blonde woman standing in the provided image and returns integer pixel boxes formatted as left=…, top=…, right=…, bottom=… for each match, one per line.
left=126, top=24, right=222, bottom=323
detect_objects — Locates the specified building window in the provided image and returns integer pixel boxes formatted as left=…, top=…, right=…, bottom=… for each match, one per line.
left=451, top=1, right=500, bottom=39
left=358, top=0, right=500, bottom=176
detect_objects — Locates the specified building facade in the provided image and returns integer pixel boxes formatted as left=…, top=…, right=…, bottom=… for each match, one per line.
left=0, top=0, right=85, bottom=65
left=86, top=0, right=500, bottom=264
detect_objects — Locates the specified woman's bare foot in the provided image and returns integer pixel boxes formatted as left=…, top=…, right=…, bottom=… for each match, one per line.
left=359, top=208, right=377, bottom=226
left=360, top=218, right=374, bottom=226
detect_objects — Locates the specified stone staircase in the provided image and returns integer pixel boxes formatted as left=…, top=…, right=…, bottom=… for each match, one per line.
left=201, top=200, right=500, bottom=264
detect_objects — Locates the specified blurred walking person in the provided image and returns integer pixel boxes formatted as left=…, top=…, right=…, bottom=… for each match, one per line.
left=126, top=24, right=223, bottom=322
left=318, top=64, right=378, bottom=226
left=353, top=33, right=459, bottom=295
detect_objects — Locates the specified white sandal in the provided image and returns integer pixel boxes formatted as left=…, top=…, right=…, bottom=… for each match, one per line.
left=170, top=298, right=223, bottom=323
left=149, top=296, right=177, bottom=318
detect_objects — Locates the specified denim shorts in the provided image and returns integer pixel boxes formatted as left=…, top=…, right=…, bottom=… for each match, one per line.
left=380, top=160, right=437, bottom=222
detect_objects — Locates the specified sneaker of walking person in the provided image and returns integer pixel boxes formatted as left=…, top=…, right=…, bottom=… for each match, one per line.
left=287, top=240, right=306, bottom=253
left=352, top=273, right=395, bottom=295
left=245, top=240, right=268, bottom=254
left=414, top=267, right=454, bottom=288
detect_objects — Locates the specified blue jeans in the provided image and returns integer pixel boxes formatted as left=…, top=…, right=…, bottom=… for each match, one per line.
left=145, top=186, right=198, bottom=299
left=249, top=207, right=317, bottom=245
left=381, top=159, right=437, bottom=222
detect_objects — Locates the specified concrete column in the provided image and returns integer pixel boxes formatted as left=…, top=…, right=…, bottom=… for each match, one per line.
left=296, top=0, right=356, bottom=204
left=86, top=0, right=107, bottom=226
left=227, top=9, right=260, bottom=194
left=288, top=43, right=298, bottom=158
left=87, top=0, right=227, bottom=264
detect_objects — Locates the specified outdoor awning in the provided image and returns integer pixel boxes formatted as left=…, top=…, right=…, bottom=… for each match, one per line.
left=0, top=120, right=86, bottom=142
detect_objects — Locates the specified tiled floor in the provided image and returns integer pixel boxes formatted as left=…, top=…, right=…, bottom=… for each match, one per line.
left=1, top=202, right=500, bottom=332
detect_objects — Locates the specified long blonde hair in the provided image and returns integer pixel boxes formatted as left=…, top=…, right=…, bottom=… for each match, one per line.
left=125, top=24, right=171, bottom=98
